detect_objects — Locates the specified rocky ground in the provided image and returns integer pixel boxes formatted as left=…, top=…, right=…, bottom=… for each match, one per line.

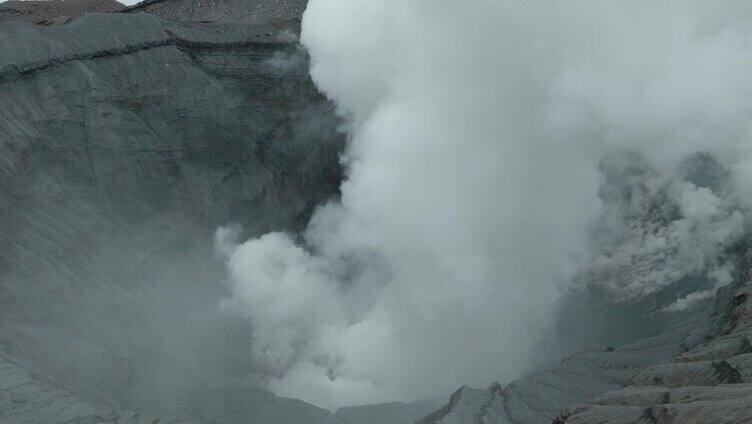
left=0, top=0, right=122, bottom=24
left=416, top=276, right=752, bottom=423
left=0, top=0, right=306, bottom=26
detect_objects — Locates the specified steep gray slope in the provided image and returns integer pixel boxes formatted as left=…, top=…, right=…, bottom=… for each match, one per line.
left=0, top=349, right=182, bottom=424
left=417, top=276, right=752, bottom=424
left=0, top=13, right=343, bottom=422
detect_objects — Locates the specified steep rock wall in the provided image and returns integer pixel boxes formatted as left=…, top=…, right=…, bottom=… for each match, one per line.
left=0, top=13, right=343, bottom=421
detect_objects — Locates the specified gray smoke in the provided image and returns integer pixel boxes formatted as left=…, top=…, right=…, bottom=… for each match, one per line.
left=217, top=0, right=752, bottom=409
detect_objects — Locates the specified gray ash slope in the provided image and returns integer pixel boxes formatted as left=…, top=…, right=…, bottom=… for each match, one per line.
left=0, top=12, right=343, bottom=423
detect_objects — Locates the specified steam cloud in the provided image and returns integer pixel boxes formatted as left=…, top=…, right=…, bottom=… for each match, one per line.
left=217, top=1, right=752, bottom=409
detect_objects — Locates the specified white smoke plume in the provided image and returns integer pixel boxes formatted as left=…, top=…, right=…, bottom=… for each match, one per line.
left=217, top=1, right=752, bottom=409
left=584, top=151, right=744, bottom=300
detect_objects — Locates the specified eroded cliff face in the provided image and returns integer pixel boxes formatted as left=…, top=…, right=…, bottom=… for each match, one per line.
left=0, top=13, right=343, bottom=422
